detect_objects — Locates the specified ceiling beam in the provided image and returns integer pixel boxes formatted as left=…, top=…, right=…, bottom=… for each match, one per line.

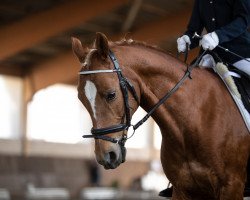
left=122, top=0, right=143, bottom=32
left=0, top=64, right=24, bottom=77
left=25, top=9, right=193, bottom=101
left=0, top=0, right=129, bottom=61
left=128, top=10, right=191, bottom=42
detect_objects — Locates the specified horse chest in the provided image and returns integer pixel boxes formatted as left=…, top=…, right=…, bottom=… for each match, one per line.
left=163, top=159, right=219, bottom=193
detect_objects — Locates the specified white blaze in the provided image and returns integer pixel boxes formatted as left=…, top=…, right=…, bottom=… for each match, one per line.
left=84, top=81, right=97, bottom=119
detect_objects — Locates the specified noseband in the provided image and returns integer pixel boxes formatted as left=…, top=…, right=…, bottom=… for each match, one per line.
left=79, top=51, right=139, bottom=145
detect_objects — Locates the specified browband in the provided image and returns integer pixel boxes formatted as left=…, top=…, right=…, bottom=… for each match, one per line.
left=79, top=69, right=121, bottom=75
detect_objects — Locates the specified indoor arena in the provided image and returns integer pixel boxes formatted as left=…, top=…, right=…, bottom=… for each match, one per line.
left=1, top=0, right=250, bottom=199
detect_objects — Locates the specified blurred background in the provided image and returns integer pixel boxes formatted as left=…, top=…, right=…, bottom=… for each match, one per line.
left=0, top=0, right=196, bottom=199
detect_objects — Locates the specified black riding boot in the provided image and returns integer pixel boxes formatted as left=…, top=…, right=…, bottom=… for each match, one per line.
left=159, top=186, right=173, bottom=197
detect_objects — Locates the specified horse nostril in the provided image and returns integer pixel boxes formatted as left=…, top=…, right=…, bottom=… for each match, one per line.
left=109, top=151, right=117, bottom=163
left=104, top=151, right=117, bottom=165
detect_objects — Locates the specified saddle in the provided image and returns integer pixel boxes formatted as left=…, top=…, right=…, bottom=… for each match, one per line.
left=196, top=52, right=250, bottom=131
left=199, top=51, right=250, bottom=113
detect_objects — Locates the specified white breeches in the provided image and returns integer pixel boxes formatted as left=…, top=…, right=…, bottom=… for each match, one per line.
left=233, top=58, right=250, bottom=76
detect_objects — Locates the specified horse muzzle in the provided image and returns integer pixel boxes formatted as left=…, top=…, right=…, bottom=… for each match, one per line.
left=96, top=143, right=126, bottom=169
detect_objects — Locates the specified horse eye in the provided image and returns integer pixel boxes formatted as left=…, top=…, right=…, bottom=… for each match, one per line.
left=106, top=91, right=116, bottom=101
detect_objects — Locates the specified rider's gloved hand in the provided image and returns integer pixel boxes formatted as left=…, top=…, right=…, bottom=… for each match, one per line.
left=177, top=35, right=191, bottom=53
left=200, top=32, right=219, bottom=50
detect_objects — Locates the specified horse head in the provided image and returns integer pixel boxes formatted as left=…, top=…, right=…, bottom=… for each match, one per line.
left=72, top=32, right=140, bottom=169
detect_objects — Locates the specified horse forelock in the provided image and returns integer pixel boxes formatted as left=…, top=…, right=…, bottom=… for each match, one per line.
left=82, top=48, right=98, bottom=68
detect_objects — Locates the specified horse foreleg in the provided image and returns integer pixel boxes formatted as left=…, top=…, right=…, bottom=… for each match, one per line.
left=219, top=178, right=245, bottom=200
left=171, top=188, right=188, bottom=200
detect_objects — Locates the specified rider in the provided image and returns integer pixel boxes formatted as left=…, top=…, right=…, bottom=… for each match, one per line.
left=159, top=0, right=250, bottom=197
left=177, top=0, right=250, bottom=75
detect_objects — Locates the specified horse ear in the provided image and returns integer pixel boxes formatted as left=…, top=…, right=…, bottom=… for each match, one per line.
left=95, top=32, right=109, bottom=58
left=71, top=37, right=87, bottom=63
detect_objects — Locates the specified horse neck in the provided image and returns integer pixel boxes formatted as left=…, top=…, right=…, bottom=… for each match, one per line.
left=117, top=44, right=250, bottom=137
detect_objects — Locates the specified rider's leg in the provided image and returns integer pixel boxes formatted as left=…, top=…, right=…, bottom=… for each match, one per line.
left=233, top=58, right=250, bottom=76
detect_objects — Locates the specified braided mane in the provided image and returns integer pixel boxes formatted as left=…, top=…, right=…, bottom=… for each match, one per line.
left=84, top=38, right=173, bottom=67
left=112, top=38, right=172, bottom=56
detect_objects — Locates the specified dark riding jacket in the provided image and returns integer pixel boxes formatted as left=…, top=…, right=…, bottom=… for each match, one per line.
left=185, top=0, right=250, bottom=64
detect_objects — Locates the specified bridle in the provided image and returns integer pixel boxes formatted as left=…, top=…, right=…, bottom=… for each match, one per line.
left=79, top=49, right=206, bottom=146
left=79, top=31, right=248, bottom=147
left=79, top=51, right=139, bottom=146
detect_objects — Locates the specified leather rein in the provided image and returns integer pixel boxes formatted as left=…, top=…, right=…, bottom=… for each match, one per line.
left=79, top=50, right=206, bottom=146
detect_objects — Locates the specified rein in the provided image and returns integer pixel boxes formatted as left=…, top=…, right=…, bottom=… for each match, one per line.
left=80, top=50, right=207, bottom=145
left=132, top=50, right=207, bottom=131
left=193, top=32, right=250, bottom=63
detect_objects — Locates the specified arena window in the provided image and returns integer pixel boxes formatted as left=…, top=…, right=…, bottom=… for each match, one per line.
left=27, top=84, right=91, bottom=144
left=0, top=75, right=23, bottom=139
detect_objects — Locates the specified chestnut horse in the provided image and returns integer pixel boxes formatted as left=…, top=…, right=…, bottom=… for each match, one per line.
left=72, top=32, right=250, bottom=200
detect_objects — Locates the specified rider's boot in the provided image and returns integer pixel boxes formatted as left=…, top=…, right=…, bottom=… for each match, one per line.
left=159, top=186, right=172, bottom=197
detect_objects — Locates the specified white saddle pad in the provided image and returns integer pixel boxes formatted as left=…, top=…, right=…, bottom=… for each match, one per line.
left=211, top=62, right=250, bottom=132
